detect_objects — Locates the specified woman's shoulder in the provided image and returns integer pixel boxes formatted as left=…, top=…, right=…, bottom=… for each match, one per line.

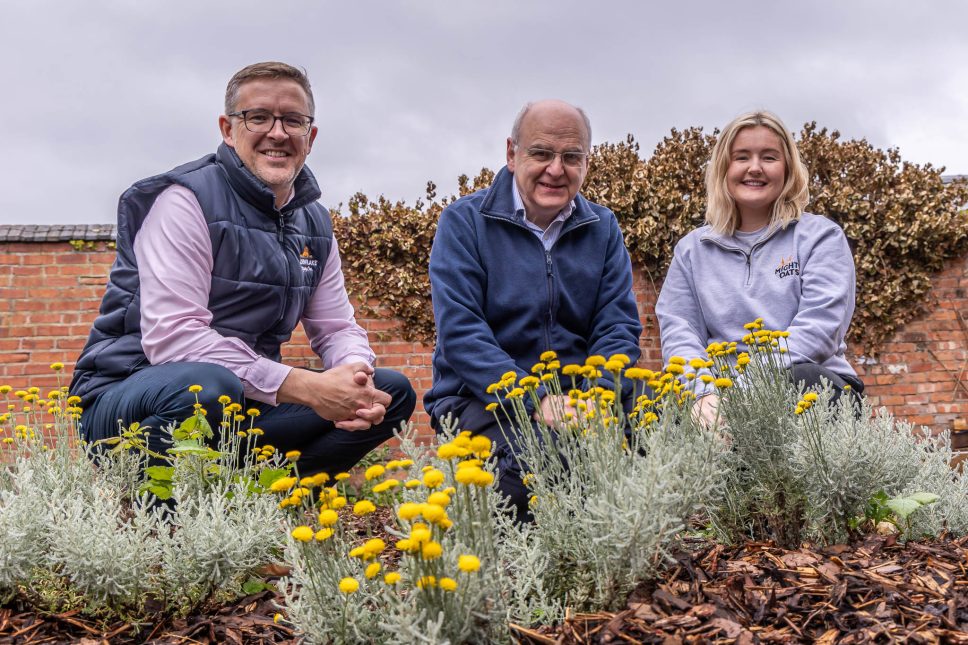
left=794, top=212, right=846, bottom=235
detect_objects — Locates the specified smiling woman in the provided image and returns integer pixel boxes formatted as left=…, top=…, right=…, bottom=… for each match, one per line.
left=655, top=110, right=864, bottom=429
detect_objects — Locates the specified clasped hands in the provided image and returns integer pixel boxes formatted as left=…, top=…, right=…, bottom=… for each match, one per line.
left=279, top=362, right=392, bottom=431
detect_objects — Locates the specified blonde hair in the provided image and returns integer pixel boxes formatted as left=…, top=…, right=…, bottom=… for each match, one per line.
left=705, top=111, right=809, bottom=236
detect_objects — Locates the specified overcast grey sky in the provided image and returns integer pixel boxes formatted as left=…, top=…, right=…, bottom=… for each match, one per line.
left=3, top=1, right=966, bottom=225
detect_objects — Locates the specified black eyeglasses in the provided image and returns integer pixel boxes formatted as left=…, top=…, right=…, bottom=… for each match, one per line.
left=228, top=109, right=314, bottom=135
left=524, top=147, right=589, bottom=167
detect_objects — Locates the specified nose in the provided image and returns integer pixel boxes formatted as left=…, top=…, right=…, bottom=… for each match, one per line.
left=267, top=117, right=288, bottom=140
left=748, top=156, right=763, bottom=173
left=544, top=154, right=565, bottom=175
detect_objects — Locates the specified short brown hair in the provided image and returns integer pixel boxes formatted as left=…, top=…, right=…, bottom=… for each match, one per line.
left=224, top=61, right=315, bottom=116
left=705, top=110, right=809, bottom=236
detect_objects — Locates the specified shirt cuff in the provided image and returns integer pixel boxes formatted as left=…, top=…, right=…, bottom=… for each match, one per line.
left=242, top=358, right=293, bottom=406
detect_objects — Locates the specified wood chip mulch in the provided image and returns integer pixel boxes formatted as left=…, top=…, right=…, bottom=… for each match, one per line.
left=0, top=588, right=296, bottom=645
left=511, top=535, right=968, bottom=644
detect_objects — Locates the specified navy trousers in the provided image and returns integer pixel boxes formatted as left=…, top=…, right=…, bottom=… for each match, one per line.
left=79, top=362, right=416, bottom=476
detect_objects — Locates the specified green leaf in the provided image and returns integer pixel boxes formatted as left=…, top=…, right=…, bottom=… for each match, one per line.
left=144, top=466, right=174, bottom=482
left=241, top=578, right=273, bottom=595
left=908, top=492, right=940, bottom=505
left=259, top=468, right=291, bottom=488
left=886, top=497, right=920, bottom=520
left=139, top=482, right=173, bottom=501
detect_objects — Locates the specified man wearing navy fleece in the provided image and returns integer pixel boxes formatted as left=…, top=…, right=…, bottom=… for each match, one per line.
left=425, top=100, right=642, bottom=520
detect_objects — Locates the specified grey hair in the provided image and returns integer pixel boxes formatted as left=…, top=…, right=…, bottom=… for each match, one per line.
left=510, top=101, right=592, bottom=150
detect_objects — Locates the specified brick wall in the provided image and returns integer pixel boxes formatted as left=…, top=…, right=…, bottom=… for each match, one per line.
left=1, top=234, right=966, bottom=442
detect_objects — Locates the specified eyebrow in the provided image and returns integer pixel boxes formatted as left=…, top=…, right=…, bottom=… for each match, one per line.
left=731, top=147, right=783, bottom=155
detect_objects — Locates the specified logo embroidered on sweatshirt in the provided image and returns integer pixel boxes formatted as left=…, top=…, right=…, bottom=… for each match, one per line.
left=775, top=256, right=800, bottom=279
left=299, top=246, right=318, bottom=272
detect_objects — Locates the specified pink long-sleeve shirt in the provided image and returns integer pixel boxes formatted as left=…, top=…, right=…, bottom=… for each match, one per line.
left=134, top=184, right=375, bottom=405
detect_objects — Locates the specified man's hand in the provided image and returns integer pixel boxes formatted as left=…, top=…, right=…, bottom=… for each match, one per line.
left=278, top=363, right=391, bottom=431
left=692, top=394, right=721, bottom=428
left=532, top=394, right=577, bottom=429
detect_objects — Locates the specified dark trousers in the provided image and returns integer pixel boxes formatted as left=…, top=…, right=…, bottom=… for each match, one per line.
left=789, top=363, right=864, bottom=407
left=433, top=387, right=639, bottom=523
left=80, top=362, right=416, bottom=476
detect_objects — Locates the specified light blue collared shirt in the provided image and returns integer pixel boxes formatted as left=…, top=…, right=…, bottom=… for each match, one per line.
left=511, top=180, right=575, bottom=251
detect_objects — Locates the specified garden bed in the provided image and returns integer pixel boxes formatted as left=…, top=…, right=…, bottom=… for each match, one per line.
left=3, top=534, right=966, bottom=644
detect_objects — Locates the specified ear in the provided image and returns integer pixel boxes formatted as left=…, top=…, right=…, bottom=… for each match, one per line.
left=219, top=114, right=236, bottom=148
left=506, top=137, right=516, bottom=172
left=306, top=125, right=318, bottom=154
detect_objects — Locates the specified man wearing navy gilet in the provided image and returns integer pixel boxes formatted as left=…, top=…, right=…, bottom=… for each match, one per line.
left=70, top=62, right=416, bottom=475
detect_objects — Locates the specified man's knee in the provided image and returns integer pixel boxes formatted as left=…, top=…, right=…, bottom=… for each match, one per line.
left=374, top=368, right=416, bottom=420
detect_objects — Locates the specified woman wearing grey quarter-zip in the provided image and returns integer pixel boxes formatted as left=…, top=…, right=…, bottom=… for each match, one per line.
left=656, top=110, right=863, bottom=428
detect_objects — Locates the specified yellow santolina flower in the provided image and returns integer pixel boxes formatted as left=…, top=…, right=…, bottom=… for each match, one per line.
left=540, top=350, right=557, bottom=362
left=188, top=384, right=203, bottom=393
left=384, top=571, right=401, bottom=585
left=485, top=402, right=498, bottom=412
left=426, top=492, right=451, bottom=507
left=0, top=386, right=10, bottom=394
left=470, top=435, right=491, bottom=454
left=485, top=383, right=500, bottom=395
left=285, top=450, right=301, bottom=462
left=372, top=480, right=399, bottom=494
left=50, top=362, right=64, bottom=371
left=353, top=500, right=376, bottom=516
left=458, top=554, right=481, bottom=573
left=530, top=362, right=546, bottom=373
left=519, top=376, right=540, bottom=389
left=585, top=355, right=606, bottom=367
left=410, top=525, right=432, bottom=544
left=404, top=479, right=421, bottom=489
left=365, top=562, right=381, bottom=579
left=604, top=360, right=624, bottom=373
left=714, top=377, right=734, bottom=389
left=700, top=375, right=714, bottom=384
left=334, top=472, right=351, bottom=481
left=338, top=577, right=359, bottom=594
left=67, top=396, right=81, bottom=406
left=331, top=496, right=347, bottom=510
left=270, top=477, right=297, bottom=493
left=365, top=464, right=386, bottom=480
left=416, top=576, right=436, bottom=589
left=546, top=360, right=560, bottom=370
left=439, top=577, right=458, bottom=592
left=363, top=537, right=386, bottom=555
left=291, top=526, right=314, bottom=542
left=218, top=395, right=232, bottom=405
left=250, top=428, right=264, bottom=436
left=562, top=364, right=582, bottom=376
left=665, top=364, right=684, bottom=375
left=501, top=370, right=517, bottom=382
left=422, top=469, right=445, bottom=489
left=803, top=392, right=819, bottom=402
left=437, top=443, right=464, bottom=460
left=315, top=528, right=334, bottom=541
left=505, top=387, right=525, bottom=399
left=421, top=504, right=445, bottom=523
left=318, top=509, right=339, bottom=526
left=247, top=408, right=260, bottom=417
left=398, top=502, right=421, bottom=521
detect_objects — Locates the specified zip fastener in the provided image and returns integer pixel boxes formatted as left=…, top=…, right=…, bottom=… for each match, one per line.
left=270, top=212, right=292, bottom=332
left=705, top=236, right=771, bottom=288
left=544, top=250, right=555, bottom=351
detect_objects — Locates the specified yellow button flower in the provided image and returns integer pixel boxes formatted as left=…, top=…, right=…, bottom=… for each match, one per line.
left=338, top=577, right=359, bottom=594
left=457, top=554, right=480, bottom=573
left=291, top=526, right=314, bottom=542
